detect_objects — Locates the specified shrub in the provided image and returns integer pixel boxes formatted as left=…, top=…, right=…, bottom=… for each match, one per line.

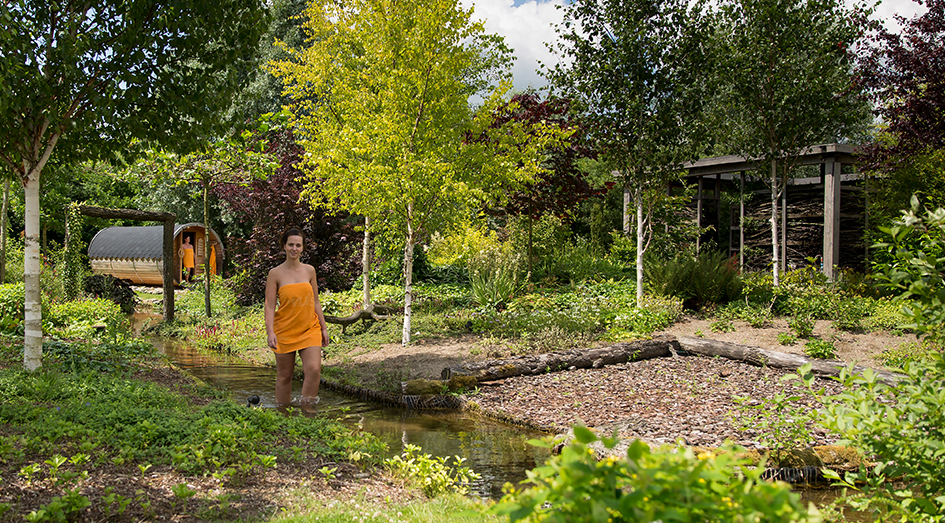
left=0, top=282, right=25, bottom=334
left=732, top=365, right=819, bottom=466
left=862, top=298, right=909, bottom=332
left=819, top=354, right=945, bottom=522
left=2, top=238, right=24, bottom=284
left=427, top=221, right=502, bottom=267
left=871, top=197, right=945, bottom=344
left=44, top=298, right=125, bottom=339
left=489, top=427, right=820, bottom=522
left=385, top=444, right=479, bottom=498
left=644, top=249, right=742, bottom=309
left=788, top=314, right=815, bottom=338
left=803, top=339, right=836, bottom=359
left=875, top=339, right=942, bottom=370
left=83, top=274, right=138, bottom=315
left=606, top=294, right=683, bottom=338
left=778, top=332, right=797, bottom=345
left=468, top=244, right=523, bottom=310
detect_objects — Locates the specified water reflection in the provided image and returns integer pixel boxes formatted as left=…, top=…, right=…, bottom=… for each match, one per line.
left=156, top=339, right=548, bottom=499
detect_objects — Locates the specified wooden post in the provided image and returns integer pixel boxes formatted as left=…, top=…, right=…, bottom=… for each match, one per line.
left=740, top=171, right=745, bottom=269
left=823, top=157, right=841, bottom=280
left=781, top=177, right=787, bottom=271
left=163, top=219, right=175, bottom=323
left=696, top=176, right=704, bottom=253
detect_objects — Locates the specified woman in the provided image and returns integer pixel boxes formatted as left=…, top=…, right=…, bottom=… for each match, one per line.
left=264, top=227, right=330, bottom=408
left=179, top=235, right=195, bottom=283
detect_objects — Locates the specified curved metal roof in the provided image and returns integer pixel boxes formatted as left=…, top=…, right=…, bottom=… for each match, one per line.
left=88, top=223, right=222, bottom=260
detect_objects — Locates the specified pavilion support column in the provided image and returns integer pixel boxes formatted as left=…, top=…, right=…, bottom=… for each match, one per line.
left=823, top=157, right=841, bottom=281
left=696, top=176, right=704, bottom=253
left=739, top=172, right=745, bottom=269
left=781, top=178, right=788, bottom=272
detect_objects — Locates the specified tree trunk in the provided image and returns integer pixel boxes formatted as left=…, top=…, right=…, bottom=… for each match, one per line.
left=23, top=168, right=43, bottom=371
left=401, top=201, right=415, bottom=346
left=635, top=192, right=644, bottom=304
left=203, top=184, right=212, bottom=317
left=770, top=157, right=780, bottom=286
left=0, top=178, right=9, bottom=283
left=677, top=337, right=903, bottom=385
left=442, top=337, right=676, bottom=381
left=527, top=200, right=534, bottom=279
left=362, top=216, right=372, bottom=309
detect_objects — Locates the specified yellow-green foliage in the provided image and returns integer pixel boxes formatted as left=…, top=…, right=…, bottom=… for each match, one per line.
left=428, top=221, right=502, bottom=267
left=489, top=428, right=819, bottom=522
left=45, top=298, right=122, bottom=327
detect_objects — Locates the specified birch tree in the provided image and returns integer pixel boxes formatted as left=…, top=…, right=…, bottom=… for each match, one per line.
left=270, top=0, right=557, bottom=345
left=713, top=0, right=870, bottom=284
left=546, top=0, right=711, bottom=304
left=0, top=0, right=267, bottom=369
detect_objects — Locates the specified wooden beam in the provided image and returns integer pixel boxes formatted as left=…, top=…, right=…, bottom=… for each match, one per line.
left=77, top=205, right=174, bottom=222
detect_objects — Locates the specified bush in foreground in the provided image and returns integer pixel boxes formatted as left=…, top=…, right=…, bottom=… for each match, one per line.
left=488, top=427, right=820, bottom=522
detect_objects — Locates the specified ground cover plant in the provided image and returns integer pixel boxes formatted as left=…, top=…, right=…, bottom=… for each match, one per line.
left=0, top=335, right=403, bottom=521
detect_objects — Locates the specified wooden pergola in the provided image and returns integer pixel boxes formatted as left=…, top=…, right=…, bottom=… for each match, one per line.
left=624, top=144, right=861, bottom=280
left=77, top=205, right=176, bottom=322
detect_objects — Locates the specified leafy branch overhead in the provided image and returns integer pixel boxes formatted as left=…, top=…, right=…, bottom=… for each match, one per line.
left=0, top=0, right=268, bottom=369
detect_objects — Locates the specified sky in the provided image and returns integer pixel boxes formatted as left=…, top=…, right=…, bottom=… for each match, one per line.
left=460, top=0, right=930, bottom=94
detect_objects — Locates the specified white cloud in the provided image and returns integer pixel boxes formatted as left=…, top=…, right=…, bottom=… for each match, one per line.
left=463, top=0, right=930, bottom=94
left=463, top=0, right=565, bottom=93
left=870, top=0, right=928, bottom=31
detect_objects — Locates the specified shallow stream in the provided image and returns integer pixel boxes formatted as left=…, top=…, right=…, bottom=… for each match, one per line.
left=152, top=335, right=865, bottom=517
left=156, top=339, right=549, bottom=499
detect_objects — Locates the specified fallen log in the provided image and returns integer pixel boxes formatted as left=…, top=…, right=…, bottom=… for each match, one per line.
left=677, top=337, right=904, bottom=385
left=324, top=304, right=396, bottom=334
left=441, top=336, right=678, bottom=382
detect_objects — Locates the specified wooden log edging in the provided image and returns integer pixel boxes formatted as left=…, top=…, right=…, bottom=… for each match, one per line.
left=319, top=378, right=466, bottom=410
left=677, top=337, right=905, bottom=386
left=464, top=402, right=561, bottom=435
left=441, top=336, right=678, bottom=382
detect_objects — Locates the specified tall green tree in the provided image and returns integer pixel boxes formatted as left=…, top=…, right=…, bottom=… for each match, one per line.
left=0, top=0, right=267, bottom=370
left=271, top=0, right=557, bottom=346
left=545, top=0, right=712, bottom=303
left=713, top=0, right=871, bottom=284
left=132, top=131, right=277, bottom=317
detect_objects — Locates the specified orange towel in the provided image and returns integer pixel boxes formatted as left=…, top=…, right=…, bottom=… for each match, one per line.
left=182, top=247, right=195, bottom=269
left=209, top=246, right=217, bottom=275
left=272, top=282, right=322, bottom=354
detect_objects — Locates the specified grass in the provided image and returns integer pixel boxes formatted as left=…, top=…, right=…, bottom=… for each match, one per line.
left=271, top=492, right=499, bottom=523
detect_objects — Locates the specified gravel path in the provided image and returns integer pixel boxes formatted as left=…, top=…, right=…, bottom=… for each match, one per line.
left=471, top=352, right=846, bottom=449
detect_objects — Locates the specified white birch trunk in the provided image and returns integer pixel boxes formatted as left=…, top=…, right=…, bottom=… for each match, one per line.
left=770, top=158, right=780, bottom=286
left=636, top=193, right=645, bottom=304
left=1, top=178, right=9, bottom=283
left=362, top=216, right=371, bottom=309
left=23, top=168, right=43, bottom=370
left=401, top=202, right=414, bottom=346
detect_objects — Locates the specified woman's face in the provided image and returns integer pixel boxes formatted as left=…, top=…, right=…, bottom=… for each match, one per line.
left=283, top=235, right=304, bottom=259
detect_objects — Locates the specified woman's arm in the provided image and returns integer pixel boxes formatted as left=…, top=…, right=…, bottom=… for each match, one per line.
left=264, top=270, right=279, bottom=350
left=310, top=267, right=330, bottom=347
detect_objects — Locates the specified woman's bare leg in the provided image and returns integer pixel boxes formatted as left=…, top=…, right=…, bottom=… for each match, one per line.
left=274, top=351, right=297, bottom=405
left=298, top=346, right=322, bottom=404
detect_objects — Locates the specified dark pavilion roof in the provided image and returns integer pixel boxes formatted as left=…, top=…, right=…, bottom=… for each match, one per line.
left=88, top=224, right=220, bottom=260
